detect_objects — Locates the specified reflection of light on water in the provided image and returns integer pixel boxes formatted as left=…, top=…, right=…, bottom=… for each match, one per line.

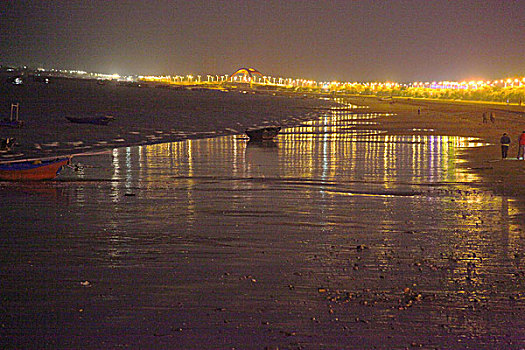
left=125, top=147, right=132, bottom=191
left=105, top=109, right=522, bottom=267
left=106, top=109, right=519, bottom=242
left=109, top=110, right=490, bottom=192
left=94, top=107, right=524, bottom=341
left=111, top=148, right=120, bottom=201
left=110, top=147, right=137, bottom=198
left=279, top=111, right=483, bottom=186
left=322, top=125, right=328, bottom=181
left=233, top=136, right=239, bottom=175
left=134, top=136, right=256, bottom=226
left=187, top=139, right=193, bottom=178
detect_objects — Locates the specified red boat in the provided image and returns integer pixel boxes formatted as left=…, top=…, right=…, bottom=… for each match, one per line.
left=0, top=157, right=70, bottom=181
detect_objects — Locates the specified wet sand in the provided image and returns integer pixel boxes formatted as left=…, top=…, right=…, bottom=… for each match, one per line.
left=344, top=96, right=525, bottom=213
left=0, top=90, right=524, bottom=349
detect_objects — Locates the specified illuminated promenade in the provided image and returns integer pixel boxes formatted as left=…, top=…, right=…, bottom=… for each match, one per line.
left=4, top=65, right=523, bottom=104
left=137, top=67, right=525, bottom=104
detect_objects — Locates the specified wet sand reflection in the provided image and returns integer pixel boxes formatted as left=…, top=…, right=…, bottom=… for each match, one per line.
left=0, top=110, right=523, bottom=348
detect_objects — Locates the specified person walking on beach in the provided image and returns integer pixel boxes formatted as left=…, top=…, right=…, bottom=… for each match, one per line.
left=489, top=112, right=495, bottom=123
left=500, top=133, right=511, bottom=159
left=482, top=112, right=487, bottom=123
left=519, top=131, right=525, bottom=160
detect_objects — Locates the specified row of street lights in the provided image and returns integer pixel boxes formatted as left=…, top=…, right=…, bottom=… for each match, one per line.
left=138, top=73, right=525, bottom=90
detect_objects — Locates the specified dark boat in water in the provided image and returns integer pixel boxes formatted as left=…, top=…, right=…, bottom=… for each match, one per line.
left=66, top=115, right=114, bottom=125
left=0, top=157, right=70, bottom=181
left=245, top=126, right=281, bottom=141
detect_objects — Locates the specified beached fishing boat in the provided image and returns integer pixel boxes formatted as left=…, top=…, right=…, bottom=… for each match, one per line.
left=66, top=115, right=114, bottom=125
left=0, top=157, right=70, bottom=181
left=245, top=126, right=281, bottom=141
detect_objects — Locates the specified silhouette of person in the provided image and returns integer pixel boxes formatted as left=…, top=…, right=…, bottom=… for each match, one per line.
left=500, top=133, right=510, bottom=159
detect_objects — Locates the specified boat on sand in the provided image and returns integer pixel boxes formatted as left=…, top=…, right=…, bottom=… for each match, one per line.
left=0, top=157, right=71, bottom=181
left=245, top=126, right=281, bottom=141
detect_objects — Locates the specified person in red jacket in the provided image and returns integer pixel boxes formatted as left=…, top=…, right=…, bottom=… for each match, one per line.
left=519, top=131, right=525, bottom=160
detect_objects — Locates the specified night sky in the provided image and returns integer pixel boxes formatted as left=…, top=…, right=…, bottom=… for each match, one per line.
left=1, top=0, right=524, bottom=81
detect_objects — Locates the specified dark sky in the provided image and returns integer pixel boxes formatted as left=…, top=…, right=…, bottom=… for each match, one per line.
left=1, top=0, right=524, bottom=81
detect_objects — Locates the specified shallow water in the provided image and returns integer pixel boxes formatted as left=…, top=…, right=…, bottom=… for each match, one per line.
left=0, top=79, right=328, bottom=160
left=0, top=108, right=524, bottom=349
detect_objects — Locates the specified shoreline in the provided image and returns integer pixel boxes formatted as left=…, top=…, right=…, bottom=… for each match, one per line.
left=1, top=91, right=524, bottom=349
left=0, top=80, right=337, bottom=161
left=1, top=82, right=524, bottom=217
left=342, top=95, right=525, bottom=220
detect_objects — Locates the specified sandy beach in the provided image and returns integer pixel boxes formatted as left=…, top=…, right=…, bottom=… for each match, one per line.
left=0, top=84, right=524, bottom=349
left=344, top=96, right=525, bottom=215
